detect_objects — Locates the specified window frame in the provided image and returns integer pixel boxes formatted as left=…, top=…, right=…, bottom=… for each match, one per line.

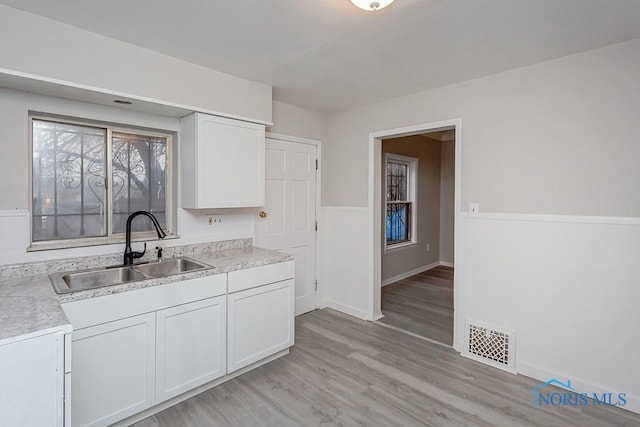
left=384, top=153, right=418, bottom=252
left=28, top=113, right=176, bottom=251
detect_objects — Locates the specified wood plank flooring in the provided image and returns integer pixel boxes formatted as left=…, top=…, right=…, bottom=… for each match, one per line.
left=379, top=266, right=454, bottom=345
left=134, top=309, right=640, bottom=427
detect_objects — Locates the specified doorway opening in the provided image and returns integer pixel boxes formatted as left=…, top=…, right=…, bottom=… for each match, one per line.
left=378, top=130, right=455, bottom=345
left=367, top=119, right=461, bottom=351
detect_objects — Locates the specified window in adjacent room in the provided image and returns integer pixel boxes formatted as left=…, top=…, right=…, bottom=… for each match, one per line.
left=30, top=116, right=173, bottom=248
left=385, top=153, right=417, bottom=248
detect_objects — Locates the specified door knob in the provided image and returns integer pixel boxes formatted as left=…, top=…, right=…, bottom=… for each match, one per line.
left=259, top=211, right=268, bottom=218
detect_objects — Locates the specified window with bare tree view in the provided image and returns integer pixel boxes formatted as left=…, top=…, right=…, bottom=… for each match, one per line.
left=32, top=118, right=170, bottom=244
left=386, top=153, right=416, bottom=247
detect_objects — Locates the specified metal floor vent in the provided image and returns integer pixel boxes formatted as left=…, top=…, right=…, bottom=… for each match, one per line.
left=463, top=319, right=516, bottom=373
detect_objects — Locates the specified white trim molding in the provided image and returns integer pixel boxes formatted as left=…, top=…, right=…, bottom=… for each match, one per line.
left=463, top=211, right=640, bottom=226
left=0, top=210, right=29, bottom=217
left=318, top=299, right=368, bottom=321
left=265, top=132, right=321, bottom=147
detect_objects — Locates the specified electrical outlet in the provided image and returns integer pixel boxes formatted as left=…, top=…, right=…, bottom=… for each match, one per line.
left=469, top=203, right=480, bottom=216
left=207, top=215, right=224, bottom=226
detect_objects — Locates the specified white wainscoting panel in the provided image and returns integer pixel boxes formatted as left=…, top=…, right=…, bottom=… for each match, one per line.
left=317, top=207, right=370, bottom=321
left=454, top=214, right=640, bottom=414
left=319, top=204, right=640, bottom=414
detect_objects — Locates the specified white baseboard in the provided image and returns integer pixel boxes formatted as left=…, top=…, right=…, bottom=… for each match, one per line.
left=319, top=299, right=368, bottom=321
left=381, top=261, right=440, bottom=286
left=517, top=360, right=640, bottom=415
left=439, top=261, right=454, bottom=268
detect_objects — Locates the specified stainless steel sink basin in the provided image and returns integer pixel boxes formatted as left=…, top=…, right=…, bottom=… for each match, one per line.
left=132, top=257, right=209, bottom=278
left=49, top=257, right=211, bottom=294
left=50, top=266, right=147, bottom=294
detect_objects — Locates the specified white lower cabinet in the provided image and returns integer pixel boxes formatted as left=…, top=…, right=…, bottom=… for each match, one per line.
left=156, top=296, right=227, bottom=402
left=71, top=313, right=156, bottom=427
left=0, top=331, right=69, bottom=427
left=227, top=279, right=295, bottom=373
left=63, top=263, right=294, bottom=425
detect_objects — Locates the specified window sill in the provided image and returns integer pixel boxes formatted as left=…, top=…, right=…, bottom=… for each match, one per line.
left=27, top=233, right=179, bottom=252
left=384, top=241, right=417, bottom=254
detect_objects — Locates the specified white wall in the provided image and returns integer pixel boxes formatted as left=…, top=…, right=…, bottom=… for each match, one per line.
left=0, top=88, right=255, bottom=265
left=324, top=39, right=640, bottom=216
left=0, top=5, right=272, bottom=124
left=457, top=215, right=640, bottom=413
left=320, top=38, right=640, bottom=413
left=269, top=101, right=327, bottom=142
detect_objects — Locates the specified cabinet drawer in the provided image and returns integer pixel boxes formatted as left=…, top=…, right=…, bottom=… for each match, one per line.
left=228, top=261, right=294, bottom=293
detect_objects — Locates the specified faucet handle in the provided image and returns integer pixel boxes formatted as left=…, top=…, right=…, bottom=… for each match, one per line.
left=132, top=242, right=147, bottom=259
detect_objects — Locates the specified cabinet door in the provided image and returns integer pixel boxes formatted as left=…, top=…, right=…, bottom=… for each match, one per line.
left=0, top=333, right=64, bottom=427
left=71, top=313, right=155, bottom=427
left=196, top=114, right=265, bottom=208
left=156, top=296, right=226, bottom=402
left=227, top=279, right=294, bottom=373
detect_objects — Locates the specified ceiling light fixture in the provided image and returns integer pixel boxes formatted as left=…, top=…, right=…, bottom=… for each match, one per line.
left=350, top=0, right=394, bottom=11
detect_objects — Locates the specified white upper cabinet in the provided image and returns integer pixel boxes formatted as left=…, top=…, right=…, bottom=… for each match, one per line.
left=180, top=113, right=265, bottom=208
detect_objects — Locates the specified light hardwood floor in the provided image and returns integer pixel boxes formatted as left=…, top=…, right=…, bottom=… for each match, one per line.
left=379, top=266, right=454, bottom=345
left=134, top=309, right=639, bottom=426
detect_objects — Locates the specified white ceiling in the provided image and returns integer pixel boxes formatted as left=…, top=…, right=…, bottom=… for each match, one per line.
left=2, top=0, right=640, bottom=113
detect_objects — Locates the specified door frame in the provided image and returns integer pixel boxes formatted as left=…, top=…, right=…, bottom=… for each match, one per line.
left=262, top=132, right=322, bottom=312
left=367, top=119, right=462, bottom=351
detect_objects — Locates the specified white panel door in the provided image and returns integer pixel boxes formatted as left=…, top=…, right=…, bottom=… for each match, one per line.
left=227, top=279, right=295, bottom=373
left=257, top=138, right=317, bottom=315
left=155, top=296, right=226, bottom=402
left=71, top=313, right=155, bottom=427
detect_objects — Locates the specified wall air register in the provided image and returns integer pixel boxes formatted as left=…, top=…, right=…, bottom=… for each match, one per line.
left=463, top=319, right=516, bottom=373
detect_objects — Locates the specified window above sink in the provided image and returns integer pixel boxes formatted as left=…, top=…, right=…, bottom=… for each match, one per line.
left=29, top=114, right=177, bottom=251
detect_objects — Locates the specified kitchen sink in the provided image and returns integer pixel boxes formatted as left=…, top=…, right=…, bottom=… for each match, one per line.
left=132, top=257, right=209, bottom=278
left=50, top=266, right=147, bottom=294
left=49, top=257, right=211, bottom=294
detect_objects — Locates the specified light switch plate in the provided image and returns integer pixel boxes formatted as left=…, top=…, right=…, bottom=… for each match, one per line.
left=469, top=203, right=480, bottom=216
